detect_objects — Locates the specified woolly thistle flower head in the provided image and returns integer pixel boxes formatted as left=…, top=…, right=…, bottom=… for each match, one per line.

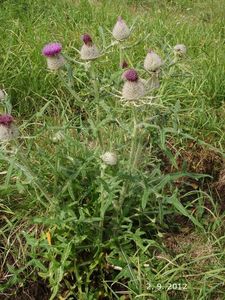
left=144, top=50, right=164, bottom=72
left=42, top=42, right=62, bottom=57
left=100, top=152, right=117, bottom=166
left=123, top=69, right=139, bottom=82
left=173, top=44, right=187, bottom=56
left=112, top=16, right=130, bottom=41
left=0, top=114, right=14, bottom=127
left=122, top=69, right=146, bottom=100
left=0, top=114, right=18, bottom=141
left=82, top=34, right=93, bottom=46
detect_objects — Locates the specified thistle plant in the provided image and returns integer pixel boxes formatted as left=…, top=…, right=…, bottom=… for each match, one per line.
left=28, top=16, right=190, bottom=299
left=3, top=2, right=225, bottom=300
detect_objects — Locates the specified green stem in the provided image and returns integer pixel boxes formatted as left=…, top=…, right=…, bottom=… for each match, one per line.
left=90, top=62, right=99, bottom=101
left=65, top=61, right=74, bottom=88
left=118, top=108, right=138, bottom=213
left=89, top=62, right=103, bottom=149
left=119, top=42, right=124, bottom=66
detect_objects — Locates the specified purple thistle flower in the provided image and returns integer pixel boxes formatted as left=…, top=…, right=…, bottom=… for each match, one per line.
left=82, top=34, right=92, bottom=45
left=0, top=114, right=14, bottom=126
left=123, top=69, right=139, bottom=82
left=42, top=43, right=62, bottom=57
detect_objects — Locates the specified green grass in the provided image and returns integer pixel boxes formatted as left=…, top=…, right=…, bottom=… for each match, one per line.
left=0, top=0, right=225, bottom=299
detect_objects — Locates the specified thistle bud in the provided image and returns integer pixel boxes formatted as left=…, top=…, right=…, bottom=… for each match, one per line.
left=122, top=69, right=146, bottom=100
left=173, top=44, right=187, bottom=56
left=80, top=34, right=100, bottom=60
left=120, top=60, right=128, bottom=69
left=144, top=50, right=163, bottom=72
left=112, top=16, right=130, bottom=41
left=42, top=42, right=65, bottom=71
left=101, top=152, right=117, bottom=166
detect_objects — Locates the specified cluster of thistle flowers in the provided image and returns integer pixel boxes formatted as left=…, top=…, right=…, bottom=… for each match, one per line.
left=41, top=17, right=187, bottom=101
left=0, top=17, right=186, bottom=165
left=40, top=17, right=186, bottom=164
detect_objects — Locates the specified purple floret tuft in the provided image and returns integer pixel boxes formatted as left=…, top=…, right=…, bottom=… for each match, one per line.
left=118, top=16, right=123, bottom=22
left=123, top=69, right=139, bottom=82
left=82, top=34, right=92, bottom=45
left=42, top=43, right=62, bottom=57
left=0, top=114, right=14, bottom=126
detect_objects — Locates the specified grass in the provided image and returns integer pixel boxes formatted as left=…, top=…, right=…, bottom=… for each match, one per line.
left=0, top=0, right=225, bottom=299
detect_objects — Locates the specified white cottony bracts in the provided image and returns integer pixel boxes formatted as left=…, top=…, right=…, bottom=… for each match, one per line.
left=122, top=69, right=146, bottom=100
left=173, top=44, right=187, bottom=56
left=144, top=50, right=164, bottom=72
left=80, top=34, right=100, bottom=60
left=112, top=16, right=130, bottom=41
left=46, top=55, right=65, bottom=71
left=101, top=152, right=117, bottom=166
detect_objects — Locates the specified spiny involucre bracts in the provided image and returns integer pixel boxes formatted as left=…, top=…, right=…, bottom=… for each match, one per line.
left=42, top=42, right=65, bottom=70
left=80, top=34, right=100, bottom=60
left=101, top=152, right=117, bottom=166
left=144, top=50, right=164, bottom=72
left=122, top=69, right=146, bottom=100
left=112, top=16, right=130, bottom=41
left=0, top=114, right=18, bottom=141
